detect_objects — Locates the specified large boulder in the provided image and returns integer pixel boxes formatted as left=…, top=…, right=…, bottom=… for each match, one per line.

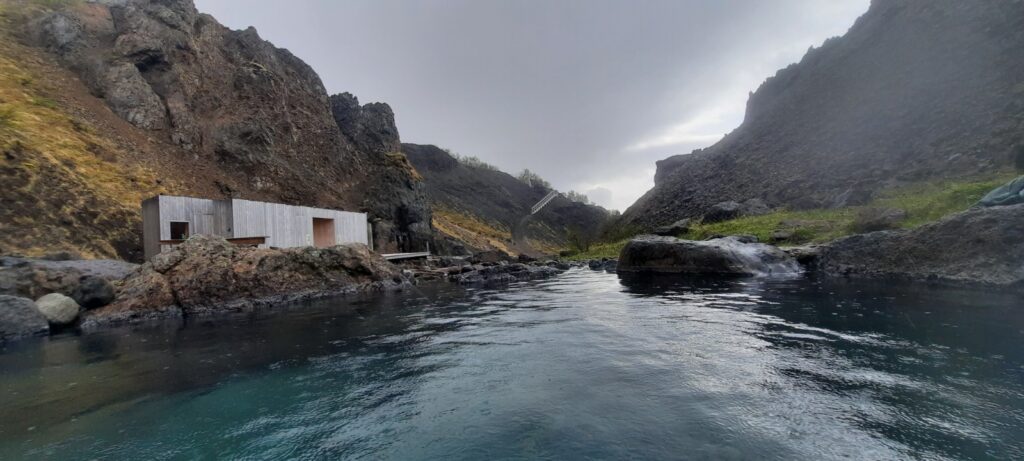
left=617, top=235, right=802, bottom=277
left=817, top=203, right=1024, bottom=288
left=702, top=201, right=742, bottom=223
left=84, top=235, right=408, bottom=327
left=34, top=293, right=80, bottom=325
left=0, top=295, right=49, bottom=341
left=71, top=276, right=115, bottom=309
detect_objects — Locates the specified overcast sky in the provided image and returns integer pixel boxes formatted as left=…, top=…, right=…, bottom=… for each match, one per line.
left=195, top=0, right=868, bottom=211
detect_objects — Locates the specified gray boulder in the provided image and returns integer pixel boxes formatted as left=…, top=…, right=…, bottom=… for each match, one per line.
left=817, top=203, right=1024, bottom=287
left=618, top=235, right=802, bottom=277
left=71, top=276, right=115, bottom=309
left=35, top=293, right=80, bottom=325
left=0, top=295, right=49, bottom=341
left=740, top=198, right=771, bottom=216
left=702, top=201, right=742, bottom=223
left=653, top=218, right=692, bottom=236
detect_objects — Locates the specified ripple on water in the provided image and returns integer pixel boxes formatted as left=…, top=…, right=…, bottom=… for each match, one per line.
left=1, top=269, right=1023, bottom=460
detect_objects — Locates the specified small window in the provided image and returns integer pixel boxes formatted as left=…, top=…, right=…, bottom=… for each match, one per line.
left=170, top=221, right=190, bottom=240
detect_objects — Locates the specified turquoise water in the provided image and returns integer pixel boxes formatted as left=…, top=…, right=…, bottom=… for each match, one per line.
left=1, top=269, right=1022, bottom=460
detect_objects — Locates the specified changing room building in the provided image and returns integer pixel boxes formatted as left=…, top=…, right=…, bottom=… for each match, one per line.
left=142, top=195, right=371, bottom=260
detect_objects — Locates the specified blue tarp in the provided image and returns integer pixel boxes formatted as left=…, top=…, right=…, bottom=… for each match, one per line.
left=977, top=175, right=1024, bottom=207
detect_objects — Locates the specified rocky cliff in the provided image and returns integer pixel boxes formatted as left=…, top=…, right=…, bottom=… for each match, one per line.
left=403, top=143, right=611, bottom=255
left=0, top=0, right=430, bottom=259
left=619, top=0, right=1024, bottom=231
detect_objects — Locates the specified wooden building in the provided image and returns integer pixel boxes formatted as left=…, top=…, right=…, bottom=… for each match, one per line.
left=142, top=195, right=370, bottom=260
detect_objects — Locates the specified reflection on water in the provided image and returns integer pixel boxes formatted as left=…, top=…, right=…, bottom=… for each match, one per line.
left=1, top=269, right=1022, bottom=460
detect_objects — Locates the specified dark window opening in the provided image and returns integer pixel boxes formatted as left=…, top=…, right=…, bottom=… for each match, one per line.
left=170, top=221, right=190, bottom=240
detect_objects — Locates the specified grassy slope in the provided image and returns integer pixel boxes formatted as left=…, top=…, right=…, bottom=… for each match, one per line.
left=0, top=2, right=171, bottom=258
left=567, top=174, right=1018, bottom=260
left=432, top=208, right=516, bottom=255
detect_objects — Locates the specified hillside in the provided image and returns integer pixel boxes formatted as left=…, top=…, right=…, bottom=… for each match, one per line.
left=619, top=0, right=1024, bottom=231
left=0, top=0, right=430, bottom=259
left=403, top=144, right=610, bottom=255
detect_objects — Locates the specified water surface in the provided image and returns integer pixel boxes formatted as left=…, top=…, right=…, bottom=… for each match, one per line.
left=1, top=269, right=1022, bottom=460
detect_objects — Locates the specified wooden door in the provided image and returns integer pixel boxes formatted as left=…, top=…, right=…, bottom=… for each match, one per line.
left=312, top=218, right=336, bottom=248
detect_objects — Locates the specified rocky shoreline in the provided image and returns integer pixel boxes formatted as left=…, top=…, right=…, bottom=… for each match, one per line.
left=616, top=203, right=1024, bottom=290
left=3, top=202, right=1021, bottom=342
left=0, top=235, right=585, bottom=341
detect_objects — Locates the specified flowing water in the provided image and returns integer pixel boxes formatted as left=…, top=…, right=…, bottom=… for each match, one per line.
left=1, top=269, right=1022, bottom=460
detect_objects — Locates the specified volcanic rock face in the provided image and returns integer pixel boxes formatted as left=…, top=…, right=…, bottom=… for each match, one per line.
left=617, top=235, right=801, bottom=277
left=330, top=92, right=401, bottom=155
left=817, top=204, right=1024, bottom=288
left=18, top=0, right=431, bottom=254
left=84, top=235, right=408, bottom=328
left=620, top=0, right=1024, bottom=231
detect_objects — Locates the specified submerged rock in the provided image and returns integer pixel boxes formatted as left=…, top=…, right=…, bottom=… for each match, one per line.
left=0, top=295, right=49, bottom=341
left=818, top=203, right=1024, bottom=288
left=449, top=262, right=562, bottom=284
left=617, top=235, right=801, bottom=277
left=35, top=293, right=80, bottom=325
left=587, top=259, right=618, bottom=271
left=83, top=235, right=408, bottom=328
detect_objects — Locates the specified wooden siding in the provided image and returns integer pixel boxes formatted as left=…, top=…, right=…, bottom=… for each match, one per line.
left=141, top=197, right=162, bottom=260
left=229, top=198, right=368, bottom=248
left=143, top=195, right=369, bottom=259
left=145, top=195, right=233, bottom=258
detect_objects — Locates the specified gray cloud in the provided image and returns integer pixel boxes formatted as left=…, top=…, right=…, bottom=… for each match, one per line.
left=195, top=0, right=868, bottom=210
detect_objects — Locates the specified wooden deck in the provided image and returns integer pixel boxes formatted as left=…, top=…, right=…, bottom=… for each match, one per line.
left=381, top=251, right=431, bottom=261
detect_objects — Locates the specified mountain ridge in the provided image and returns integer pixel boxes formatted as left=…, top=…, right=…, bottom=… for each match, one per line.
left=619, top=0, right=1024, bottom=231
left=403, top=143, right=610, bottom=255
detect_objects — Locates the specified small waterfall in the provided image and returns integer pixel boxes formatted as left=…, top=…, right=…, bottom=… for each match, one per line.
left=716, top=238, right=803, bottom=277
